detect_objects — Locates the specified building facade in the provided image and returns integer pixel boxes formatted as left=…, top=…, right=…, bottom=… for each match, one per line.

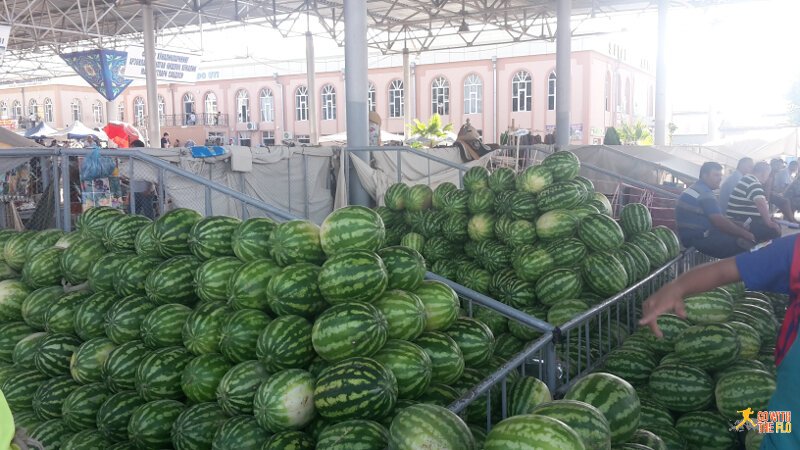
left=0, top=47, right=654, bottom=146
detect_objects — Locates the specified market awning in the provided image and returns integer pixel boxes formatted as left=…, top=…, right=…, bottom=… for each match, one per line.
left=24, top=122, right=59, bottom=139
left=55, top=121, right=110, bottom=141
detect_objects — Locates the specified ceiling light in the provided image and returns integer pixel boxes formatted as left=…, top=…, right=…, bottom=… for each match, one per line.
left=458, top=19, right=469, bottom=33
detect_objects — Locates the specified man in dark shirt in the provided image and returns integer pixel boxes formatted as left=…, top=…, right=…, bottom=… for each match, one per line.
left=727, top=161, right=782, bottom=243
left=160, top=132, right=170, bottom=148
left=675, top=162, right=755, bottom=258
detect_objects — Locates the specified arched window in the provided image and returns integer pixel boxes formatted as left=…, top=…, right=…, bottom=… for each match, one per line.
left=236, top=90, right=250, bottom=123
left=615, top=74, right=622, bottom=110
left=388, top=80, right=404, bottom=118
left=260, top=89, right=274, bottom=122
left=183, top=93, right=196, bottom=124
left=368, top=82, right=376, bottom=112
left=117, top=103, right=125, bottom=122
left=604, top=72, right=611, bottom=112
left=133, top=97, right=145, bottom=126
left=92, top=101, right=103, bottom=124
left=625, top=79, right=632, bottom=114
left=295, top=86, right=308, bottom=121
left=11, top=101, right=21, bottom=119
left=0, top=102, right=7, bottom=119
left=464, top=74, right=482, bottom=115
left=44, top=98, right=54, bottom=122
left=204, top=92, right=218, bottom=125
left=431, top=77, right=450, bottom=115
left=511, top=71, right=531, bottom=112
left=321, top=85, right=336, bottom=121
left=28, top=99, right=38, bottom=118
left=547, top=72, right=557, bottom=111
left=70, top=99, right=81, bottom=122
left=157, top=95, right=166, bottom=126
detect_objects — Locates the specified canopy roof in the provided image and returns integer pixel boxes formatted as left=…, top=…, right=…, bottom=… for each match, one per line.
left=55, top=121, right=109, bottom=141
left=0, top=126, right=40, bottom=149
left=24, top=122, right=59, bottom=139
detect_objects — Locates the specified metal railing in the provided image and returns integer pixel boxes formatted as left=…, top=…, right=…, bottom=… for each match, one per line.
left=148, top=113, right=230, bottom=127
left=343, top=145, right=470, bottom=189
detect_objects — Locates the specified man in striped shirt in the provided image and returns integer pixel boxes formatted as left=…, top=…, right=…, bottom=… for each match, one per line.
left=726, top=161, right=782, bottom=243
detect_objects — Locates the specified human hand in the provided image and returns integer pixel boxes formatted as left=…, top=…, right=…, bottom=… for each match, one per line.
left=638, top=283, right=687, bottom=338
left=744, top=231, right=756, bottom=243
left=768, top=220, right=781, bottom=232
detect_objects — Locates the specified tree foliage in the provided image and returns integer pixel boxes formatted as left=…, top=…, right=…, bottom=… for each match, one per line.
left=407, top=114, right=454, bottom=148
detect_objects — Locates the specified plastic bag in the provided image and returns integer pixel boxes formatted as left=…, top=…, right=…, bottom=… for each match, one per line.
left=80, top=146, right=117, bottom=180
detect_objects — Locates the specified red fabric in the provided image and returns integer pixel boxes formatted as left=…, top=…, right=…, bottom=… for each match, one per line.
left=103, top=123, right=140, bottom=147
left=776, top=236, right=800, bottom=366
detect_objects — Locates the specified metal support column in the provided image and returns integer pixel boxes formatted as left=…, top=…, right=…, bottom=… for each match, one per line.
left=555, top=0, right=572, bottom=148
left=403, top=48, right=411, bottom=140
left=61, top=154, right=70, bottom=231
left=142, top=2, right=161, bottom=146
left=106, top=99, right=116, bottom=124
left=306, top=32, right=319, bottom=146
left=344, top=0, right=371, bottom=207
left=654, top=0, right=668, bottom=145
left=492, top=56, right=498, bottom=143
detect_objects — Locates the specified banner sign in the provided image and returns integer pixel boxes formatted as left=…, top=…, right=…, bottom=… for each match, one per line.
left=60, top=50, right=132, bottom=101
left=0, top=25, right=10, bottom=67
left=123, top=46, right=199, bottom=83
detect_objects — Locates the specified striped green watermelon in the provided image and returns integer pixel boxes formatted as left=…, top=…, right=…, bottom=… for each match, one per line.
left=516, top=165, right=553, bottom=193
left=182, top=301, right=231, bottom=355
left=644, top=426, right=686, bottom=450
left=564, top=372, right=641, bottom=444
left=0, top=321, right=34, bottom=363
left=484, top=414, right=584, bottom=450
left=468, top=187, right=495, bottom=215
left=22, top=247, right=64, bottom=289
left=603, top=347, right=658, bottom=386
left=536, top=210, right=578, bottom=240
left=315, top=356, right=397, bottom=421
left=102, top=214, right=152, bottom=253
left=529, top=400, right=611, bottom=450
left=316, top=420, right=388, bottom=450
left=373, top=339, right=432, bottom=400
left=232, top=217, right=277, bottom=262
left=0, top=279, right=34, bottom=322
left=378, top=246, right=426, bottom=292
left=446, top=317, right=495, bottom=366
left=211, top=416, right=270, bottom=450
left=421, top=236, right=457, bottom=263
left=43, top=290, right=92, bottom=335
left=571, top=204, right=601, bottom=220
left=171, top=402, right=228, bottom=450
left=638, top=398, right=674, bottom=429
left=266, top=263, right=326, bottom=318
left=257, top=314, right=315, bottom=372
left=61, top=382, right=109, bottom=431
left=547, top=299, right=588, bottom=326
left=462, top=166, right=490, bottom=192
left=152, top=208, right=203, bottom=258
left=745, top=429, right=764, bottom=450
left=385, top=183, right=410, bottom=211
left=389, top=403, right=474, bottom=449
left=591, top=193, right=613, bottom=216
left=312, top=301, right=388, bottom=362
left=140, top=303, right=192, bottom=349
left=728, top=321, right=761, bottom=359
left=318, top=250, right=388, bottom=304
left=441, top=214, right=469, bottom=243
left=34, top=332, right=82, bottom=378
left=629, top=232, right=670, bottom=270
left=135, top=345, right=193, bottom=401
left=269, top=220, right=325, bottom=266
left=405, top=184, right=434, bottom=212
left=71, top=293, right=115, bottom=341
left=88, top=252, right=135, bottom=294
left=70, top=337, right=116, bottom=384
left=683, top=288, right=733, bottom=324
left=104, top=294, right=156, bottom=344
left=134, top=223, right=160, bottom=258
left=543, top=150, right=581, bottom=180
left=320, top=205, right=385, bottom=255
left=101, top=340, right=149, bottom=393
left=510, top=192, right=539, bottom=221
left=188, top=215, right=240, bottom=260
left=536, top=182, right=584, bottom=212
left=62, top=429, right=111, bottom=450
left=218, top=308, right=270, bottom=363
left=713, top=358, right=769, bottom=383
left=642, top=314, right=691, bottom=355
left=413, top=331, right=464, bottom=385
left=578, top=213, right=625, bottom=252
left=674, top=411, right=737, bottom=450
left=732, top=306, right=778, bottom=344
left=620, top=203, right=653, bottom=237
left=127, top=399, right=186, bottom=449
left=4, top=231, right=36, bottom=271
left=8, top=410, right=40, bottom=434
left=432, top=182, right=457, bottom=210
left=61, top=238, right=108, bottom=285
left=114, top=255, right=163, bottom=297
left=195, top=257, right=242, bottom=303
left=21, top=286, right=63, bottom=330
left=628, top=429, right=666, bottom=450
left=420, top=383, right=459, bottom=407
left=29, top=418, right=74, bottom=450
left=229, top=258, right=282, bottom=313
left=1, top=369, right=48, bottom=412
left=487, top=167, right=516, bottom=192
left=494, top=333, right=525, bottom=359
left=374, top=290, right=427, bottom=340
left=582, top=251, right=628, bottom=297
left=648, top=363, right=713, bottom=412
left=440, top=189, right=470, bottom=216
left=145, top=255, right=203, bottom=306
left=215, top=360, right=271, bottom=416
left=254, top=369, right=316, bottom=432
left=77, top=207, right=124, bottom=241
left=620, top=242, right=650, bottom=281
left=263, top=431, right=315, bottom=450
left=504, top=219, right=536, bottom=247
left=96, top=390, right=146, bottom=442
left=400, top=232, right=425, bottom=253
left=24, top=229, right=65, bottom=260
left=181, top=353, right=232, bottom=403
left=535, top=268, right=583, bottom=306
left=652, top=226, right=680, bottom=260
left=467, top=213, right=495, bottom=242
left=715, top=369, right=776, bottom=419
left=507, top=375, right=552, bottom=415
left=32, top=374, right=79, bottom=420
left=674, top=323, right=740, bottom=371
left=12, top=331, right=46, bottom=369
left=513, top=247, right=555, bottom=283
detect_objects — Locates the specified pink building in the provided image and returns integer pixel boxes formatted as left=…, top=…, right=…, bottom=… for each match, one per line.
left=0, top=49, right=654, bottom=146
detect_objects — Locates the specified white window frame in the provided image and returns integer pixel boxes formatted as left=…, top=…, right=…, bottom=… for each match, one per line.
left=368, top=82, right=376, bottom=112
left=295, top=86, right=309, bottom=121
left=205, top=92, right=218, bottom=125
left=388, top=80, right=404, bottom=119
left=44, top=98, right=54, bottom=122
left=238, top=131, right=252, bottom=147
left=0, top=102, right=7, bottom=119
left=511, top=71, right=531, bottom=112
left=117, top=103, right=125, bottom=122
left=92, top=101, right=103, bottom=124
left=605, top=72, right=611, bottom=112
left=157, top=95, right=166, bottom=126
left=11, top=101, right=21, bottom=119
left=28, top=99, right=38, bottom=117
left=133, top=97, right=145, bottom=126
left=431, top=77, right=450, bottom=115
left=547, top=71, right=557, bottom=111
left=464, top=74, right=482, bottom=115
left=261, top=130, right=275, bottom=146
left=260, top=89, right=274, bottom=122
left=183, top=92, right=195, bottom=124
left=236, top=90, right=250, bottom=123
left=321, top=85, right=336, bottom=121
left=70, top=99, right=81, bottom=122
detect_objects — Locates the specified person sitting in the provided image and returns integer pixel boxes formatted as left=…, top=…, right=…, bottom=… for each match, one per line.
left=676, top=162, right=755, bottom=259
left=769, top=158, right=797, bottom=223
left=727, top=161, right=782, bottom=243
left=719, top=157, right=753, bottom=215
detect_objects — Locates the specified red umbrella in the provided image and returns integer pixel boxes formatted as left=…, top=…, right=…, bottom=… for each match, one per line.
left=103, top=122, right=140, bottom=148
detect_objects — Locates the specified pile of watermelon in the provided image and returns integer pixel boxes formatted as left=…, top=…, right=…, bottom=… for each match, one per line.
left=0, top=203, right=583, bottom=449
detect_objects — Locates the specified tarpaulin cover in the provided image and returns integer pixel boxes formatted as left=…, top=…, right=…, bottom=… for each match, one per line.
left=55, top=121, right=110, bottom=141
left=104, top=122, right=140, bottom=148
left=24, top=122, right=59, bottom=139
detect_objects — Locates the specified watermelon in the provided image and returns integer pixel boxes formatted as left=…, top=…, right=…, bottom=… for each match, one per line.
left=312, top=301, right=388, bottom=362
left=440, top=189, right=470, bottom=216
left=484, top=414, right=585, bottom=450
left=1, top=369, right=48, bottom=412
left=4, top=231, right=36, bottom=271
left=0, top=279, right=33, bottom=322
left=134, top=223, right=160, bottom=258
left=88, top=252, right=136, bottom=294
left=269, top=220, right=325, bottom=266
left=152, top=208, right=203, bottom=258
left=254, top=369, right=316, bottom=432
left=592, top=193, right=613, bottom=215
left=257, top=314, right=315, bottom=372
left=229, top=258, right=282, bottom=313
left=536, top=210, right=578, bottom=240
left=745, top=430, right=764, bottom=450
left=420, top=383, right=460, bottom=407
left=547, top=299, right=589, bottom=326
left=494, top=333, right=525, bottom=359
left=135, top=346, right=193, bottom=401
left=70, top=337, right=116, bottom=384
left=62, top=429, right=111, bottom=450
left=513, top=247, right=555, bottom=283
left=713, top=358, right=768, bottom=382
left=389, top=403, right=474, bottom=449
left=215, top=360, right=271, bottom=416
left=181, top=353, right=232, bottom=403
left=629, top=232, right=670, bottom=269
left=374, top=290, right=427, bottom=340
left=642, top=314, right=691, bottom=355
left=652, top=226, right=680, bottom=260
left=421, top=236, right=457, bottom=263
left=507, top=376, right=552, bottom=415
left=446, top=317, right=495, bottom=366
left=373, top=339, right=433, bottom=400
left=34, top=332, right=82, bottom=378
left=320, top=205, right=385, bottom=255
left=582, top=251, right=628, bottom=297
left=488, top=167, right=516, bottom=192
left=400, top=232, right=425, bottom=253
left=29, top=419, right=74, bottom=450
left=107, top=442, right=138, bottom=450
left=441, top=214, right=469, bottom=243
left=602, top=347, right=658, bottom=386
left=96, top=390, right=146, bottom=442
left=674, top=411, right=738, bottom=450
left=0, top=321, right=34, bottom=363
left=385, top=183, right=410, bottom=211
left=536, top=182, right=584, bottom=212
left=413, top=331, right=465, bottom=385
left=77, top=207, right=124, bottom=240
left=564, top=372, right=641, bottom=444
left=145, top=255, right=203, bottom=306
left=140, top=303, right=193, bottom=349
left=114, top=255, right=163, bottom=297
left=24, top=229, right=65, bottom=259
left=266, top=263, right=327, bottom=318
left=728, top=321, right=762, bottom=359
left=22, top=247, right=64, bottom=288
left=61, top=238, right=108, bottom=285
left=467, top=213, right=495, bottom=242
left=516, top=165, right=553, bottom=193
left=102, top=214, right=152, bottom=253
left=318, top=250, right=388, bottom=304
left=32, top=375, right=79, bottom=420
left=315, top=356, right=397, bottom=421
left=714, top=369, right=776, bottom=419
left=211, top=416, right=271, bottom=450
left=12, top=331, right=46, bottom=369
left=10, top=410, right=42, bottom=434
left=543, top=150, right=581, bottom=180
left=21, top=286, right=64, bottom=330
left=101, top=340, right=149, bottom=393
left=378, top=246, right=426, bottom=292
left=683, top=288, right=733, bottom=324
left=405, top=184, right=434, bottom=211
left=181, top=300, right=231, bottom=355
left=535, top=268, right=583, bottom=306
left=648, top=363, right=714, bottom=412
left=628, top=429, right=666, bottom=450
left=674, top=323, right=741, bottom=371
left=171, top=402, right=228, bottom=450
left=468, top=188, right=495, bottom=215
left=316, top=419, right=389, bottom=450
left=462, top=166, right=489, bottom=192
left=262, top=431, right=315, bottom=450
left=187, top=215, right=240, bottom=260
left=104, top=294, right=156, bottom=344
left=43, top=290, right=92, bottom=335
left=620, top=203, right=653, bottom=237
left=231, top=217, right=277, bottom=262
left=127, top=399, right=186, bottom=449
left=529, top=400, right=611, bottom=450
left=61, top=382, right=109, bottom=431
left=578, top=213, right=625, bottom=252
left=638, top=398, right=674, bottom=429
left=218, top=308, right=271, bottom=363
left=194, top=257, right=242, bottom=303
